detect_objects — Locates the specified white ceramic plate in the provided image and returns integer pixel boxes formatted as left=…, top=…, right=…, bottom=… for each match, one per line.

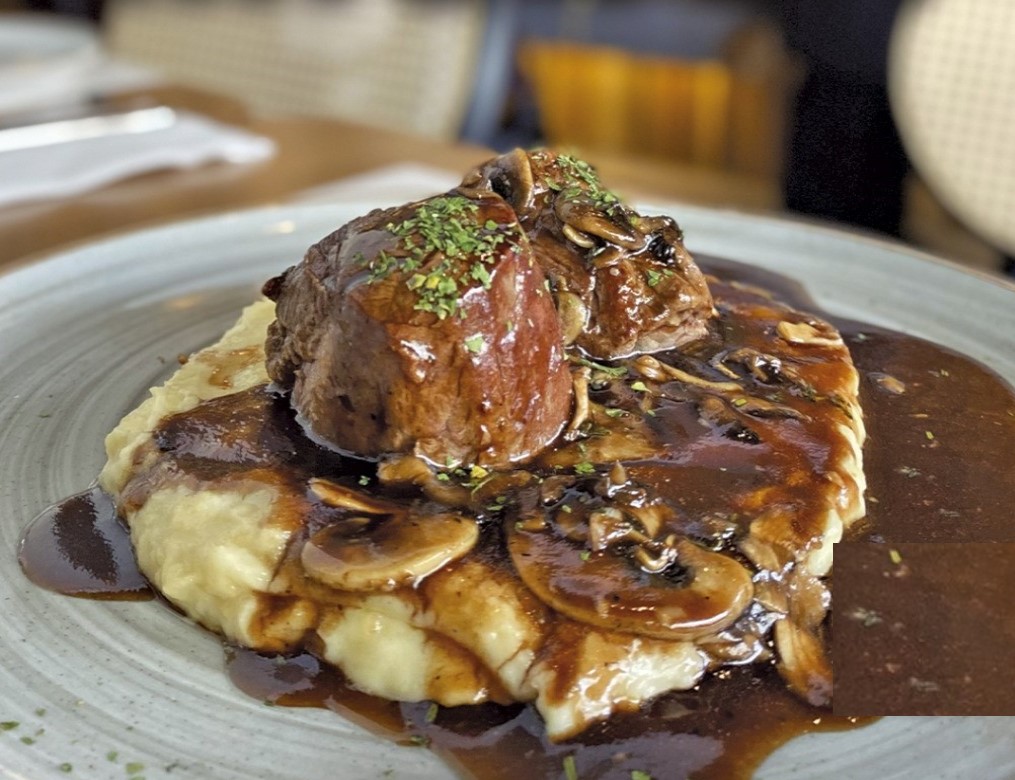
left=0, top=14, right=100, bottom=115
left=1, top=201, right=1013, bottom=780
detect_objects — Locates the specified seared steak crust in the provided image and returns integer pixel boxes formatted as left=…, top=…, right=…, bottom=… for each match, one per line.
left=264, top=190, right=573, bottom=468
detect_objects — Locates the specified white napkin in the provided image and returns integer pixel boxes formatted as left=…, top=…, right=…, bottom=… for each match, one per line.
left=0, top=108, right=275, bottom=208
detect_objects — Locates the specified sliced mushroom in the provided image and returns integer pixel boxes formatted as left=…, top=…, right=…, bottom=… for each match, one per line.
left=633, top=355, right=742, bottom=393
left=713, top=348, right=820, bottom=403
left=729, top=395, right=809, bottom=421
left=713, top=347, right=785, bottom=383
left=561, top=223, right=596, bottom=249
left=564, top=367, right=591, bottom=440
left=777, top=320, right=843, bottom=348
left=553, top=196, right=642, bottom=249
left=508, top=523, right=754, bottom=641
left=774, top=618, right=832, bottom=707
left=305, top=475, right=480, bottom=591
left=587, top=507, right=643, bottom=551
left=309, top=477, right=393, bottom=514
left=461, top=147, right=534, bottom=212
left=302, top=511, right=479, bottom=592
left=375, top=454, right=473, bottom=507
left=556, top=291, right=588, bottom=346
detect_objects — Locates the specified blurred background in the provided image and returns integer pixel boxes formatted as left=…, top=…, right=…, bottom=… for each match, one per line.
left=1, top=0, right=1011, bottom=276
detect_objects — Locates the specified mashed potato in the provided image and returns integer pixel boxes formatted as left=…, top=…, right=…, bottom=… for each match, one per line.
left=99, top=285, right=866, bottom=738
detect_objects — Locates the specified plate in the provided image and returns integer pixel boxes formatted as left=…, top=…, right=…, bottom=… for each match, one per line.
left=1, top=201, right=1013, bottom=779
left=0, top=14, right=101, bottom=115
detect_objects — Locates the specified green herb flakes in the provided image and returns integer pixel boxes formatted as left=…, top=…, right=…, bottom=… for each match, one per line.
left=555, top=154, right=622, bottom=213
left=563, top=754, right=579, bottom=780
left=573, top=356, right=628, bottom=379
left=630, top=381, right=649, bottom=393
left=574, top=461, right=596, bottom=476
left=364, top=196, right=516, bottom=320
left=631, top=772, right=653, bottom=780
left=464, top=334, right=486, bottom=354
left=0, top=722, right=18, bottom=731
left=58, top=764, right=73, bottom=774
left=424, top=702, right=439, bottom=724
left=889, top=548, right=903, bottom=565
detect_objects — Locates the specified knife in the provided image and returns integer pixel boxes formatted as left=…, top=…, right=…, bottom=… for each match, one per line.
left=0, top=105, right=177, bottom=154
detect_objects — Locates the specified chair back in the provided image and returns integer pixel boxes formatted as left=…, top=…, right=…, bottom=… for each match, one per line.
left=103, top=0, right=486, bottom=140
left=889, top=0, right=1015, bottom=255
left=517, top=24, right=798, bottom=180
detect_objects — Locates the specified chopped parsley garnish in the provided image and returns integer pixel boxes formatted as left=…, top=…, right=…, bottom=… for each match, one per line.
left=630, top=381, right=649, bottom=393
left=574, top=461, right=596, bottom=476
left=486, top=495, right=509, bottom=512
left=572, top=356, right=628, bottom=378
left=563, top=754, right=579, bottom=780
left=464, top=334, right=486, bottom=354
left=551, top=154, right=623, bottom=213
left=361, top=196, right=518, bottom=320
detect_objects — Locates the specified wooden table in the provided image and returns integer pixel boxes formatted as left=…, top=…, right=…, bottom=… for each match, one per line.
left=0, top=85, right=778, bottom=276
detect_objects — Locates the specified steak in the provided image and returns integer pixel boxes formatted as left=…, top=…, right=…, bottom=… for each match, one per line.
left=263, top=189, right=573, bottom=468
left=462, top=149, right=715, bottom=359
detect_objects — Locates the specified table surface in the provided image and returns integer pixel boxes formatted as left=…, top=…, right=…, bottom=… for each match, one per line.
left=0, top=85, right=778, bottom=275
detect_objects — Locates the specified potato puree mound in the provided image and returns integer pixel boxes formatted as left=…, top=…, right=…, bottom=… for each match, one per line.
left=100, top=302, right=281, bottom=645
left=98, top=301, right=706, bottom=737
left=98, top=290, right=865, bottom=740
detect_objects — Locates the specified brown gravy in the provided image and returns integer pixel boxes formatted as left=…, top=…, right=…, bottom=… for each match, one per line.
left=17, top=258, right=1015, bottom=778
left=832, top=541, right=1015, bottom=716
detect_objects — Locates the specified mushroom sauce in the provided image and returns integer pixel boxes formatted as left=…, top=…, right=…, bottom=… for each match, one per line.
left=18, top=257, right=1015, bottom=779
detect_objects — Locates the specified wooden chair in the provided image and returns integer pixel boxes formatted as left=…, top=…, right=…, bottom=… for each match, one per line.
left=102, top=0, right=488, bottom=141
